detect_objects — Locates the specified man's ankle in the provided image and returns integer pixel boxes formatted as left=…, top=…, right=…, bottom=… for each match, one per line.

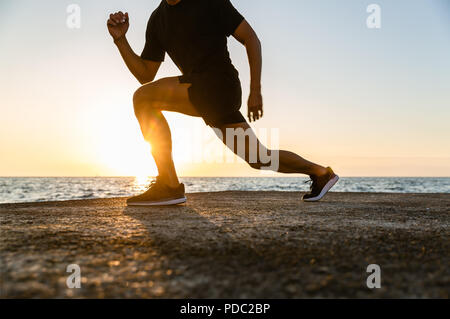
left=159, top=176, right=180, bottom=189
left=313, top=167, right=328, bottom=178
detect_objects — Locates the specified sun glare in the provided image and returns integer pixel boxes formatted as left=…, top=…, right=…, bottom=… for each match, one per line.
left=134, top=174, right=152, bottom=190
left=95, top=130, right=158, bottom=177
left=90, top=109, right=223, bottom=178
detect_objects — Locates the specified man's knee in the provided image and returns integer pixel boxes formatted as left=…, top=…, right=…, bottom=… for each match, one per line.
left=246, top=152, right=265, bottom=170
left=248, top=161, right=264, bottom=170
left=246, top=149, right=273, bottom=170
left=133, top=84, right=158, bottom=116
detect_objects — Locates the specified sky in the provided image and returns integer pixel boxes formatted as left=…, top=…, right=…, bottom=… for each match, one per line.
left=0, top=0, right=449, bottom=177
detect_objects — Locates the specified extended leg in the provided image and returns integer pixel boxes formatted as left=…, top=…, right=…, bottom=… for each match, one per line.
left=216, top=121, right=339, bottom=201
left=217, top=121, right=328, bottom=176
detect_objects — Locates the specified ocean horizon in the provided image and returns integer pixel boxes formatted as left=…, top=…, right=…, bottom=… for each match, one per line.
left=0, top=176, right=449, bottom=204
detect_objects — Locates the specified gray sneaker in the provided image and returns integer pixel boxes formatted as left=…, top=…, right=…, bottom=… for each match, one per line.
left=302, top=167, right=339, bottom=202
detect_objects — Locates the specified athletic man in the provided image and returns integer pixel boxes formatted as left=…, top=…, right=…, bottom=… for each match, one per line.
left=107, top=0, right=339, bottom=205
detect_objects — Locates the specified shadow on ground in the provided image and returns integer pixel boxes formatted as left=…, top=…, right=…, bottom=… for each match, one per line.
left=1, top=192, right=449, bottom=298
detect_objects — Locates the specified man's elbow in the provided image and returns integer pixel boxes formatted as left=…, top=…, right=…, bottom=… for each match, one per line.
left=256, top=36, right=261, bottom=49
left=138, top=75, right=155, bottom=85
left=247, top=33, right=261, bottom=49
left=138, top=69, right=157, bottom=84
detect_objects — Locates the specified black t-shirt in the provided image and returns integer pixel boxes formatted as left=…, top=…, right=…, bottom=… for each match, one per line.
left=141, top=0, right=244, bottom=75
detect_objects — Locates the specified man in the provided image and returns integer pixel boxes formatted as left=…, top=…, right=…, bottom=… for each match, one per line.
left=107, top=0, right=339, bottom=206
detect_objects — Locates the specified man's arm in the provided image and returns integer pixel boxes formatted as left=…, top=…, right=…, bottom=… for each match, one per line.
left=107, top=12, right=160, bottom=84
left=233, top=20, right=263, bottom=122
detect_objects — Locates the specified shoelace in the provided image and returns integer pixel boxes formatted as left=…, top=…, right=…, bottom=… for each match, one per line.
left=305, top=175, right=320, bottom=191
left=146, top=177, right=162, bottom=190
left=304, top=179, right=313, bottom=190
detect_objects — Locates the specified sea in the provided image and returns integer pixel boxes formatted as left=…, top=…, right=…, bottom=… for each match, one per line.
left=0, top=177, right=449, bottom=204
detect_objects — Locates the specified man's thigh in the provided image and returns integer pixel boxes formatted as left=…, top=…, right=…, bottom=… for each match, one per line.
left=135, top=76, right=200, bottom=117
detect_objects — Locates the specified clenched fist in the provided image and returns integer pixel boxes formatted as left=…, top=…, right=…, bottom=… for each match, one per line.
left=107, top=11, right=129, bottom=41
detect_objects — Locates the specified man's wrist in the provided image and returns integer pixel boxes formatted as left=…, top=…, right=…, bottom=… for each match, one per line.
left=250, top=84, right=261, bottom=93
left=113, top=35, right=127, bottom=45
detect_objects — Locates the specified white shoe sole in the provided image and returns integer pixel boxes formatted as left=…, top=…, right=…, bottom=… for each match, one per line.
left=302, top=175, right=339, bottom=202
left=127, top=196, right=187, bottom=206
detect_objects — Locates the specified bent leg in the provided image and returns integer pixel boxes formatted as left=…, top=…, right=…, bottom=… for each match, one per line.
left=217, top=121, right=328, bottom=177
left=133, top=76, right=200, bottom=187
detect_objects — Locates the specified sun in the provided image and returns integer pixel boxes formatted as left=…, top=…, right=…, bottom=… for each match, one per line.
left=102, top=139, right=158, bottom=177
left=89, top=107, right=203, bottom=178
left=93, top=119, right=158, bottom=177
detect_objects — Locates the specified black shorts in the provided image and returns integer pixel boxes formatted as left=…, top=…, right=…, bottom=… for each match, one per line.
left=179, top=70, right=246, bottom=127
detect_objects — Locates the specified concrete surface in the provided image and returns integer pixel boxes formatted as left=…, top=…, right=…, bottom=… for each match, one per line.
left=0, top=192, right=449, bottom=298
